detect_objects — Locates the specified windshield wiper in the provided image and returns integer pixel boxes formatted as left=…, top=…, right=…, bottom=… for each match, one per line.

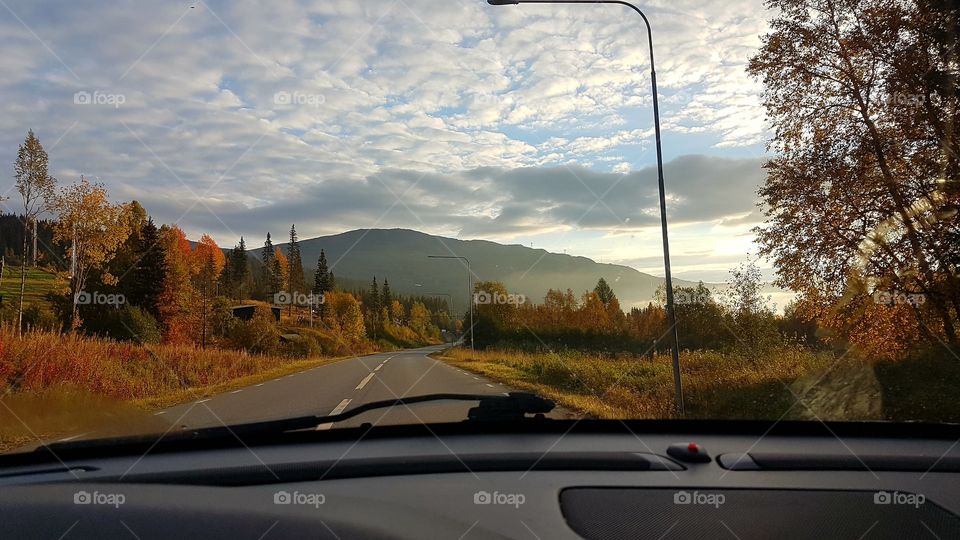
left=178, top=392, right=556, bottom=439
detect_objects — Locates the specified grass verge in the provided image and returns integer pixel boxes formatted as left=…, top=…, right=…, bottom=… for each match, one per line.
left=434, top=346, right=863, bottom=420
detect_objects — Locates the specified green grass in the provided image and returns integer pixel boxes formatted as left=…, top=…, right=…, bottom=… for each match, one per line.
left=0, top=266, right=66, bottom=307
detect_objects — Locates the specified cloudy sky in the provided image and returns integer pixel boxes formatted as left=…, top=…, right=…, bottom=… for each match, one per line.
left=0, top=0, right=772, bottom=282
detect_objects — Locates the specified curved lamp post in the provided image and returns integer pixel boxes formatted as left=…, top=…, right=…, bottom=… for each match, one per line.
left=487, top=0, right=684, bottom=414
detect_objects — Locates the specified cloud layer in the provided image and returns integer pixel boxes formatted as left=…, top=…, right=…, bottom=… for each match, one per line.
left=0, top=0, right=772, bottom=276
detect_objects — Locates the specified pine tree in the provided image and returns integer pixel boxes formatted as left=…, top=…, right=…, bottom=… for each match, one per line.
left=224, top=236, right=249, bottom=300
left=594, top=278, right=616, bottom=307
left=262, top=232, right=274, bottom=270
left=287, top=224, right=305, bottom=294
left=381, top=278, right=392, bottom=308
left=133, top=217, right=166, bottom=316
left=369, top=276, right=380, bottom=313
left=313, top=249, right=333, bottom=295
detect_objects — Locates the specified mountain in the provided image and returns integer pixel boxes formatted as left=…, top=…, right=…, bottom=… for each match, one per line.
left=253, top=228, right=706, bottom=311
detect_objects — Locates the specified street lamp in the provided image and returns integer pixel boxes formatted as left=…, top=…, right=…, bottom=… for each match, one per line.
left=427, top=255, right=474, bottom=351
left=486, top=0, right=684, bottom=414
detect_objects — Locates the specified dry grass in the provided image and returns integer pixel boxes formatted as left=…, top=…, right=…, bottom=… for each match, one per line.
left=436, top=346, right=846, bottom=420
left=0, top=324, right=352, bottom=450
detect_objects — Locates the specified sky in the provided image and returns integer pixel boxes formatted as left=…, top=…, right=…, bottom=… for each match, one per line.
left=0, top=0, right=773, bottom=283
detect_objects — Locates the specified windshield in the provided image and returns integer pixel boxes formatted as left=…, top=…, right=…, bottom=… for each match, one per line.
left=0, top=0, right=958, bottom=453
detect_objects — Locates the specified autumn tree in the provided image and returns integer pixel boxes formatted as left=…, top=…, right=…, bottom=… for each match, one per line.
left=52, top=177, right=131, bottom=330
left=194, top=234, right=226, bottom=288
left=749, top=0, right=960, bottom=345
left=193, top=234, right=226, bottom=347
left=323, top=291, right=366, bottom=344
left=13, top=130, right=57, bottom=333
left=156, top=225, right=195, bottom=343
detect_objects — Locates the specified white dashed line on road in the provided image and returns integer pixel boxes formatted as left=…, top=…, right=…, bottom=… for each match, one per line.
left=485, top=384, right=495, bottom=388
left=153, top=410, right=167, bottom=415
left=316, top=398, right=352, bottom=431
left=374, top=364, right=383, bottom=371
left=196, top=398, right=211, bottom=403
left=230, top=389, right=242, bottom=394
left=356, top=373, right=375, bottom=390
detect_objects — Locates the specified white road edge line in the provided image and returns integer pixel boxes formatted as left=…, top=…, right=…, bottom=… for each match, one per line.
left=153, top=411, right=167, bottom=415
left=196, top=398, right=211, bottom=403
left=485, top=384, right=495, bottom=388
left=316, top=398, right=352, bottom=431
left=355, top=373, right=375, bottom=390
left=230, top=389, right=242, bottom=394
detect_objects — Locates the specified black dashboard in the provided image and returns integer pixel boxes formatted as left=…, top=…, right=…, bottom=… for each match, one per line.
left=0, top=421, right=958, bottom=539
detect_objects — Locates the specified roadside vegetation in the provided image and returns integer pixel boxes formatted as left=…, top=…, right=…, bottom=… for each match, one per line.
left=0, top=131, right=453, bottom=449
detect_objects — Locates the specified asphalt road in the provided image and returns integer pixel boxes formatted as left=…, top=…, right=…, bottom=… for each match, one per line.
left=153, top=344, right=560, bottom=431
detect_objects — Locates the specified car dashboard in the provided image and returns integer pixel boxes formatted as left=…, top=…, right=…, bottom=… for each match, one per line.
left=0, top=421, right=958, bottom=539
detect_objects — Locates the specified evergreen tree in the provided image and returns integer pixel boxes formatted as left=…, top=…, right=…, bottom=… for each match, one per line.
left=594, top=277, right=617, bottom=307
left=369, top=276, right=380, bottom=313
left=287, top=224, right=305, bottom=294
left=313, top=249, right=333, bottom=296
left=381, top=278, right=392, bottom=308
left=223, top=236, right=249, bottom=300
left=132, top=217, right=166, bottom=316
left=261, top=232, right=274, bottom=271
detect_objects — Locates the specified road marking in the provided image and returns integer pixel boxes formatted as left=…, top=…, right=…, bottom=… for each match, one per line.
left=230, top=389, right=242, bottom=394
left=485, top=384, right=495, bottom=388
left=316, top=398, right=352, bottom=431
left=374, top=363, right=383, bottom=371
left=473, top=377, right=479, bottom=380
left=384, top=356, right=393, bottom=363
left=356, top=373, right=375, bottom=390
left=196, top=398, right=211, bottom=403
left=153, top=410, right=167, bottom=415
left=255, top=383, right=263, bottom=387
left=57, top=433, right=87, bottom=442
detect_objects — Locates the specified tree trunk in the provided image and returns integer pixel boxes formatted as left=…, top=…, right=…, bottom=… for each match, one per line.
left=31, top=221, right=37, bottom=267
left=17, top=223, right=27, bottom=336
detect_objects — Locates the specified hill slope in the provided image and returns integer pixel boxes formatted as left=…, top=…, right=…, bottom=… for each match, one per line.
left=254, top=228, right=704, bottom=311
